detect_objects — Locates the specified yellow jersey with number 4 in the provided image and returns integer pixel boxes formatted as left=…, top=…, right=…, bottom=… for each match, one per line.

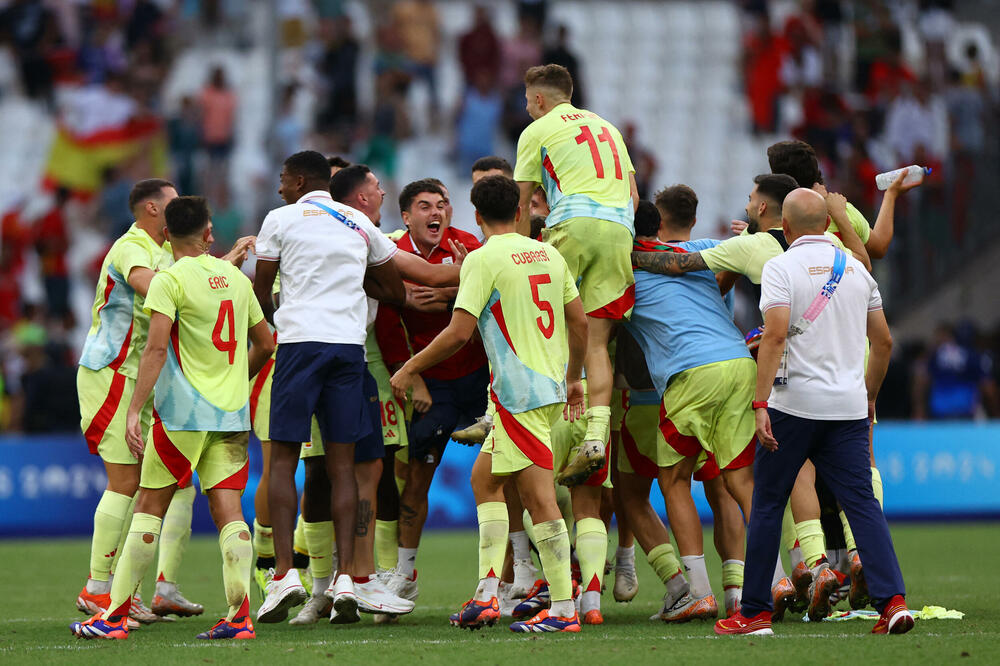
left=514, top=103, right=635, bottom=233
left=454, top=233, right=579, bottom=414
left=144, top=254, right=265, bottom=431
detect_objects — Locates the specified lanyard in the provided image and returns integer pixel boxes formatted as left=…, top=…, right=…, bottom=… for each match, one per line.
left=788, top=246, right=847, bottom=338
left=305, top=198, right=370, bottom=245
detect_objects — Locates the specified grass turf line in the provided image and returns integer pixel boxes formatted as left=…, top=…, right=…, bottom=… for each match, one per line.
left=0, top=523, right=996, bottom=664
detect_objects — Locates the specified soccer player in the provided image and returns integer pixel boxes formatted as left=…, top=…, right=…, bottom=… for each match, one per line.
left=513, top=63, right=638, bottom=486
left=75, top=179, right=247, bottom=623
left=391, top=175, right=588, bottom=633
left=71, top=196, right=275, bottom=640
left=471, top=155, right=514, bottom=182
left=253, top=151, right=404, bottom=623
left=375, top=179, right=489, bottom=603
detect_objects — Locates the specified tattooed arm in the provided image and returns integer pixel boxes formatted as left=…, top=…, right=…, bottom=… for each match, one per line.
left=630, top=250, right=708, bottom=275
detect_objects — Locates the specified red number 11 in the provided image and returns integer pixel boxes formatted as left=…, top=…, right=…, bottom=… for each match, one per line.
left=575, top=125, right=623, bottom=180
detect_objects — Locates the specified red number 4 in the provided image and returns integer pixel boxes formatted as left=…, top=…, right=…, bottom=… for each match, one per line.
left=212, top=299, right=237, bottom=364
left=575, top=125, right=623, bottom=180
left=529, top=274, right=555, bottom=339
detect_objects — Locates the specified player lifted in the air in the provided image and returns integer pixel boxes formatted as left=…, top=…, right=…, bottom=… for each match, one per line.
left=71, top=196, right=275, bottom=641
left=513, top=64, right=638, bottom=486
left=391, top=176, right=588, bottom=633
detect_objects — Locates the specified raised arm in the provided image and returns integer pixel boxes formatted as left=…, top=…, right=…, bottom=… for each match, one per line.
left=631, top=249, right=708, bottom=275
left=392, top=250, right=461, bottom=287
left=825, top=191, right=871, bottom=272
left=867, top=170, right=921, bottom=260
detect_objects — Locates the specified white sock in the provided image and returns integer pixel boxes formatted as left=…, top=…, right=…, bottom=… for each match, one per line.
left=475, top=576, right=500, bottom=602
left=550, top=599, right=575, bottom=618
left=313, top=575, right=332, bottom=597
left=667, top=571, right=689, bottom=599
left=581, top=590, right=600, bottom=613
left=680, top=554, right=712, bottom=598
left=616, top=545, right=635, bottom=568
left=724, top=586, right=742, bottom=611
left=510, top=531, right=531, bottom=561
left=397, top=547, right=418, bottom=578
left=772, top=557, right=787, bottom=586
left=789, top=545, right=804, bottom=569
left=86, top=578, right=111, bottom=595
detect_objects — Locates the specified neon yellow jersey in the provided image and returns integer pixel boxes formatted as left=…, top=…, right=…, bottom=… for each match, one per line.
left=514, top=103, right=635, bottom=233
left=144, top=254, right=265, bottom=431
left=79, top=224, right=172, bottom=378
left=454, top=233, right=579, bottom=414
left=701, top=229, right=849, bottom=284
left=826, top=202, right=872, bottom=245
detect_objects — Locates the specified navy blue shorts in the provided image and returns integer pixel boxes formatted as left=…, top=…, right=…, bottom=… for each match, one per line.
left=409, top=365, right=489, bottom=463
left=355, top=368, right=385, bottom=463
left=270, top=342, right=371, bottom=445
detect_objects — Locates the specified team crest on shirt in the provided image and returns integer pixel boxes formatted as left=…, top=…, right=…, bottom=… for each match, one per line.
left=442, top=256, right=454, bottom=265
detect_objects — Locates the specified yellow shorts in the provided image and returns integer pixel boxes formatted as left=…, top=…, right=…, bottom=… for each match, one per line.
left=617, top=400, right=659, bottom=478
left=249, top=353, right=275, bottom=442
left=300, top=417, right=325, bottom=458
left=610, top=387, right=626, bottom=434
left=369, top=358, right=408, bottom=449
left=542, top=217, right=635, bottom=318
left=551, top=381, right=612, bottom=488
left=658, top=358, right=756, bottom=471
left=78, top=365, right=152, bottom=465
left=142, top=420, right=249, bottom=492
left=486, top=402, right=561, bottom=476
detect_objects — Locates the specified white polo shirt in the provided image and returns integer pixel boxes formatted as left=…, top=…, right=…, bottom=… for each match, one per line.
left=759, top=235, right=883, bottom=421
left=256, top=191, right=397, bottom=345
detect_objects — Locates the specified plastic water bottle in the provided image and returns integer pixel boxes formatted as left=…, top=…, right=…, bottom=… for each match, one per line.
left=875, top=165, right=931, bottom=190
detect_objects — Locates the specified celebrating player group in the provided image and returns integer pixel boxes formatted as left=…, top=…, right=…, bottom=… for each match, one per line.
left=70, top=64, right=921, bottom=642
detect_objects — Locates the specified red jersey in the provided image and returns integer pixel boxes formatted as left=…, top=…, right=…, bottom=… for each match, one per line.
left=375, top=226, right=488, bottom=381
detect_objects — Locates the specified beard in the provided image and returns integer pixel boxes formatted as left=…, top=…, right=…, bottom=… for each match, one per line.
left=747, top=213, right=761, bottom=234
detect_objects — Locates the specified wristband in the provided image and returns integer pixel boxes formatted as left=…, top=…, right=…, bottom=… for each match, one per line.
left=752, top=401, right=768, bottom=410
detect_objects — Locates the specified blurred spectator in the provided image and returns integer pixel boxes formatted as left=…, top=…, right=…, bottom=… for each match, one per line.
left=6, top=320, right=79, bottom=433
left=459, top=6, right=501, bottom=90
left=0, top=0, right=55, bottom=103
left=455, top=71, right=502, bottom=174
left=947, top=63, right=987, bottom=241
left=361, top=72, right=410, bottom=186
left=34, top=188, right=72, bottom=323
left=500, top=16, right=542, bottom=144
left=542, top=25, right=584, bottom=107
left=917, top=0, right=956, bottom=89
left=622, top=122, right=657, bottom=200
left=392, top=0, right=441, bottom=115
left=884, top=80, right=949, bottom=164
left=913, top=323, right=999, bottom=420
left=273, top=84, right=305, bottom=162
left=199, top=66, right=237, bottom=201
left=96, top=167, right=134, bottom=238
left=780, top=18, right=823, bottom=91
left=743, top=17, right=787, bottom=133
left=167, top=96, right=200, bottom=196
left=316, top=16, right=360, bottom=138
left=517, top=0, right=548, bottom=31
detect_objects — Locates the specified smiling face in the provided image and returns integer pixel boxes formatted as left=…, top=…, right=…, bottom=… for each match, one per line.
left=402, top=190, right=449, bottom=252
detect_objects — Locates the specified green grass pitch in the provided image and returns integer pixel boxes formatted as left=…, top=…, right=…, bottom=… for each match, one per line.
left=1, top=523, right=997, bottom=664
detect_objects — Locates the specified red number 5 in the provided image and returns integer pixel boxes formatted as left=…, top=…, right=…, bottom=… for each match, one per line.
left=529, top=274, right=554, bottom=339
left=575, top=125, right=623, bottom=180
left=212, top=299, right=237, bottom=364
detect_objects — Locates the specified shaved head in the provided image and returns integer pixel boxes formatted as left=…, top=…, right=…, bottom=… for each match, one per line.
left=782, top=188, right=828, bottom=236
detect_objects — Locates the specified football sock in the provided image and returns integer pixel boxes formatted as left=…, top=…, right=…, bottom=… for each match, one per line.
left=110, top=492, right=138, bottom=575
left=89, top=490, right=132, bottom=584
left=647, top=542, right=683, bottom=585
left=575, top=518, right=607, bottom=597
left=555, top=484, right=575, bottom=534
left=156, top=484, right=194, bottom=584
left=253, top=518, right=275, bottom=569
left=509, top=530, right=531, bottom=561
left=616, top=544, right=635, bottom=568
left=581, top=590, right=600, bottom=613
left=303, top=520, right=334, bottom=580
left=871, top=467, right=884, bottom=508
left=218, top=521, right=252, bottom=621
left=795, top=519, right=826, bottom=568
left=722, top=559, right=744, bottom=588
left=789, top=543, right=804, bottom=569
left=680, top=554, right=712, bottom=599
left=398, top=547, right=418, bottom=578
left=475, top=575, right=500, bottom=603
left=772, top=557, right=787, bottom=586
left=534, top=519, right=572, bottom=604
left=476, top=502, right=508, bottom=581
left=780, top=503, right=797, bottom=554
left=375, top=519, right=398, bottom=570
left=839, top=510, right=857, bottom=552
left=103, top=512, right=161, bottom=620
left=583, top=406, right=610, bottom=444
left=293, top=514, right=308, bottom=557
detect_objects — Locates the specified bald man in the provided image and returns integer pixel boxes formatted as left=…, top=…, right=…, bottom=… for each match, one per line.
left=715, top=189, right=911, bottom=637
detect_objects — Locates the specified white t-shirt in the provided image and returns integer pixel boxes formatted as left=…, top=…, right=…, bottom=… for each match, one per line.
left=759, top=235, right=883, bottom=421
left=256, top=191, right=397, bottom=345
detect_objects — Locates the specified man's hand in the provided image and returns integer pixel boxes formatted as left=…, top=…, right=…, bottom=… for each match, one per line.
left=825, top=191, right=848, bottom=219
left=887, top=169, right=922, bottom=196
left=564, top=379, right=585, bottom=422
left=223, top=236, right=256, bottom=267
left=125, top=409, right=145, bottom=458
left=811, top=182, right=829, bottom=196
left=755, top=408, right=778, bottom=451
left=449, top=239, right=470, bottom=264
left=730, top=219, right=748, bottom=235
left=406, top=285, right=455, bottom=312
left=411, top=374, right=433, bottom=413
left=391, top=366, right=433, bottom=413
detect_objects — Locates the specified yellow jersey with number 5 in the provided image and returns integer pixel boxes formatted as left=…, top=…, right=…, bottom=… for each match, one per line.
left=514, top=102, right=635, bottom=233
left=144, top=254, right=265, bottom=431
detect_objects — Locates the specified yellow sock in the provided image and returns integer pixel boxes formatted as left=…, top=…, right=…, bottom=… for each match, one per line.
left=555, top=485, right=575, bottom=535
left=722, top=559, right=744, bottom=588
left=90, top=490, right=132, bottom=582
left=646, top=542, right=682, bottom=584
left=253, top=518, right=274, bottom=559
left=795, top=519, right=826, bottom=568
left=575, top=518, right=607, bottom=593
left=839, top=511, right=857, bottom=552
left=104, top=513, right=161, bottom=620
left=375, top=520, right=398, bottom=570
left=476, top=502, right=508, bottom=579
left=219, top=521, right=252, bottom=621
left=780, top=503, right=797, bottom=554
left=534, top=519, right=572, bottom=602
left=583, top=406, right=610, bottom=443
left=293, top=514, right=308, bottom=556
left=872, top=467, right=884, bottom=508
left=156, top=484, right=194, bottom=583
left=109, top=492, right=138, bottom=575
left=303, top=520, right=334, bottom=579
